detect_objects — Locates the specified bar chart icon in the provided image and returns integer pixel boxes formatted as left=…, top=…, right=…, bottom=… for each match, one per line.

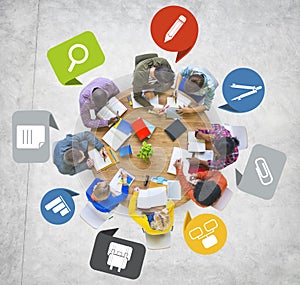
left=45, top=196, right=71, bottom=216
left=40, top=188, right=78, bottom=225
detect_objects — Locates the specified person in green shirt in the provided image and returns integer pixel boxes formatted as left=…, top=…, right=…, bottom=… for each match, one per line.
left=132, top=57, right=175, bottom=112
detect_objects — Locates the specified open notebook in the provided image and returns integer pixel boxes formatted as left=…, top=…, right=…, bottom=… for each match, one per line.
left=97, top=97, right=127, bottom=120
left=166, top=94, right=191, bottom=108
left=109, top=168, right=135, bottom=195
left=167, top=147, right=192, bottom=176
left=88, top=148, right=118, bottom=172
left=102, top=127, right=131, bottom=151
left=130, top=92, right=164, bottom=109
left=188, top=131, right=206, bottom=152
left=194, top=150, right=214, bottom=161
left=137, top=186, right=167, bottom=209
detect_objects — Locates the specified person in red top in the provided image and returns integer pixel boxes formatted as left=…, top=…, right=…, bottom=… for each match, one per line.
left=174, top=159, right=227, bottom=207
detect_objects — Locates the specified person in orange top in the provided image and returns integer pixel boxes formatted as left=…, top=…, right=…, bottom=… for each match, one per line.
left=174, top=159, right=227, bottom=207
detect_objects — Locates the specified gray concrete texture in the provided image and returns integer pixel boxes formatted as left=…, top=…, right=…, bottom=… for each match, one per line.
left=0, top=0, right=299, bottom=284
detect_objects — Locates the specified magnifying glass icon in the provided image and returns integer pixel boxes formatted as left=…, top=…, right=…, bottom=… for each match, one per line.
left=67, top=43, right=89, bottom=72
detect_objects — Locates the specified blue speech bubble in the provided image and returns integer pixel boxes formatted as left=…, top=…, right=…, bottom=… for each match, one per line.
left=219, top=68, right=265, bottom=113
left=40, top=188, right=79, bottom=225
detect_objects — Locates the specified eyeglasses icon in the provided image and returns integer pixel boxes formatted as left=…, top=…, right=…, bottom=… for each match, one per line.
left=68, top=43, right=89, bottom=72
left=189, top=219, right=219, bottom=249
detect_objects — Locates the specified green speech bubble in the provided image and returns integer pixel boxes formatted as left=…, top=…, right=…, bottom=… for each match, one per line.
left=47, top=31, right=105, bottom=85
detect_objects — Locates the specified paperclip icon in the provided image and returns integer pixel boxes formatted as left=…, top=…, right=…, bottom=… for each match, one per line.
left=255, top=157, right=273, bottom=186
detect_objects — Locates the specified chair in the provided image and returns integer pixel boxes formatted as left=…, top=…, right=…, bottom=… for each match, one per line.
left=224, top=125, right=248, bottom=150
left=80, top=203, right=113, bottom=229
left=144, top=232, right=172, bottom=250
left=135, top=53, right=158, bottom=67
left=212, top=188, right=233, bottom=211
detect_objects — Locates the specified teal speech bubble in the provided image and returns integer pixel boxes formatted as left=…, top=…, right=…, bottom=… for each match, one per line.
left=47, top=31, right=105, bottom=85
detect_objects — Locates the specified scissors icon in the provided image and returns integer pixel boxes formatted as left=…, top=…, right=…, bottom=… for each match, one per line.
left=68, top=43, right=89, bottom=72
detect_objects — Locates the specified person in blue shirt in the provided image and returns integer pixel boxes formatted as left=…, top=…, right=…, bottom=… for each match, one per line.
left=86, top=173, right=129, bottom=213
left=53, top=131, right=105, bottom=176
left=173, top=65, right=219, bottom=114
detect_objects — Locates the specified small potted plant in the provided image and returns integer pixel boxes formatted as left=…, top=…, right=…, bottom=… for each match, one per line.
left=137, top=141, right=153, bottom=162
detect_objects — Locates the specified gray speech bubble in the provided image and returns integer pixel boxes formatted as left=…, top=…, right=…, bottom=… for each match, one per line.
left=12, top=110, right=59, bottom=163
left=235, top=144, right=287, bottom=199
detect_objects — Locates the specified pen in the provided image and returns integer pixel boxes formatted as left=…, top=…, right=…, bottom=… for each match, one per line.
left=127, top=95, right=132, bottom=106
left=144, top=175, right=149, bottom=187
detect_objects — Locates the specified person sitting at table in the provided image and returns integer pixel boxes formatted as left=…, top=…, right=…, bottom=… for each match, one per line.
left=128, top=188, right=175, bottom=235
left=132, top=56, right=175, bottom=113
left=174, top=159, right=227, bottom=207
left=173, top=65, right=218, bottom=114
left=53, top=131, right=105, bottom=176
left=79, top=77, right=120, bottom=128
left=189, top=124, right=240, bottom=170
left=86, top=174, right=128, bottom=213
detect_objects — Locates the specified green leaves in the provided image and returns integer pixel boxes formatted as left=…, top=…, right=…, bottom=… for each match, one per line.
left=137, top=141, right=153, bottom=162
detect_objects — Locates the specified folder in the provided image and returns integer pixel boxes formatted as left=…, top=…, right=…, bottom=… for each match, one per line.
left=131, top=118, right=151, bottom=141
left=164, top=120, right=187, bottom=141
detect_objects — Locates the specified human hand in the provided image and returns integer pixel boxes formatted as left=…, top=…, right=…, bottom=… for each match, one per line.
left=173, top=159, right=183, bottom=169
left=153, top=107, right=165, bottom=115
left=108, top=116, right=119, bottom=125
left=133, top=187, right=140, bottom=193
left=100, top=148, right=108, bottom=160
left=144, top=91, right=155, bottom=99
left=177, top=106, right=194, bottom=114
left=121, top=171, right=128, bottom=184
left=86, top=158, right=94, bottom=168
left=187, top=157, right=200, bottom=166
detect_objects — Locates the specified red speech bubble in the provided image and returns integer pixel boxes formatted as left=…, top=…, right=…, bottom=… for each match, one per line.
left=151, top=6, right=198, bottom=62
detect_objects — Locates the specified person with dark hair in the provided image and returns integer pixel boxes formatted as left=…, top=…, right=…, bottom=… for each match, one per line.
left=53, top=131, right=105, bottom=176
left=174, top=159, right=227, bottom=207
left=173, top=65, right=218, bottom=114
left=79, top=77, right=120, bottom=128
left=132, top=57, right=175, bottom=112
left=188, top=124, right=240, bottom=170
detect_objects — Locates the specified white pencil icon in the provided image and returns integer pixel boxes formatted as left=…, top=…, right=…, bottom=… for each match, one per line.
left=164, top=15, right=187, bottom=43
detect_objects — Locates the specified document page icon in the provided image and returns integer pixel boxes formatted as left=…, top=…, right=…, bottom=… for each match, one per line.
left=16, top=125, right=45, bottom=149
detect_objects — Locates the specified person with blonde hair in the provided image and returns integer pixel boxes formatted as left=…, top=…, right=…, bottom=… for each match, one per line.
left=86, top=172, right=128, bottom=213
left=128, top=187, right=174, bottom=235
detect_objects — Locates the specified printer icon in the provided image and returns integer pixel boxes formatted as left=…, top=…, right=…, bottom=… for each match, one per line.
left=107, top=242, right=133, bottom=272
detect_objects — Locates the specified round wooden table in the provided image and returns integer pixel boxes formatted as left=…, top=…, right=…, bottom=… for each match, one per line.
left=92, top=88, right=212, bottom=209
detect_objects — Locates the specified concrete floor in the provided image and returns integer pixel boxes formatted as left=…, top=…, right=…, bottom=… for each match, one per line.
left=1, top=0, right=299, bottom=284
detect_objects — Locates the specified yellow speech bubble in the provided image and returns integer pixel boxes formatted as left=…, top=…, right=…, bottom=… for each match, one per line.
left=183, top=212, right=227, bottom=255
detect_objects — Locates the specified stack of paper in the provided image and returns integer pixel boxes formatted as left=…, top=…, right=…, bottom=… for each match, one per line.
left=131, top=92, right=164, bottom=109
left=187, top=131, right=206, bottom=152
left=194, top=150, right=214, bottom=161
left=137, top=187, right=167, bottom=209
left=167, top=147, right=193, bottom=176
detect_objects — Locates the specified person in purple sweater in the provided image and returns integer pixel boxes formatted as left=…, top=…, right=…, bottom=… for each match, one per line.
left=79, top=77, right=120, bottom=128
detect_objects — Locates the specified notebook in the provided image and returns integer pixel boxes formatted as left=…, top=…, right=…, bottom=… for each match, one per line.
left=166, top=107, right=182, bottom=119
left=167, top=147, right=193, bottom=175
left=143, top=119, right=156, bottom=138
left=102, top=127, right=131, bottom=151
left=137, top=187, right=167, bottom=209
left=109, top=168, right=135, bottom=195
left=119, top=145, right=132, bottom=157
left=166, top=94, right=191, bottom=108
left=131, top=92, right=163, bottom=109
left=131, top=118, right=151, bottom=141
left=88, top=147, right=118, bottom=172
left=97, top=97, right=127, bottom=120
left=194, top=150, right=214, bottom=161
left=114, top=119, right=132, bottom=135
left=167, top=180, right=182, bottom=200
left=164, top=120, right=187, bottom=141
left=187, top=131, right=206, bottom=152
